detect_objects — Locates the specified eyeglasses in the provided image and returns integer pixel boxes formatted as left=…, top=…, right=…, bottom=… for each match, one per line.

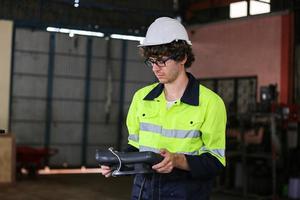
left=144, top=55, right=177, bottom=68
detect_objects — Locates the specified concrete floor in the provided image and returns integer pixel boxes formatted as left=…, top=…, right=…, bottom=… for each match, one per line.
left=0, top=174, right=260, bottom=200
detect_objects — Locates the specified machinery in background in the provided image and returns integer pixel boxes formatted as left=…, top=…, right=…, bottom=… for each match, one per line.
left=259, top=84, right=278, bottom=113
left=222, top=84, right=300, bottom=199
left=16, top=146, right=58, bottom=178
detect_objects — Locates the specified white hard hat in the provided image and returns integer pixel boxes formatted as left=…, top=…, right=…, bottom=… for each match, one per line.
left=138, top=17, right=192, bottom=47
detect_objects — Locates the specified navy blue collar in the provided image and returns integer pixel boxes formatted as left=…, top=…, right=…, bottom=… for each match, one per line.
left=143, top=72, right=199, bottom=106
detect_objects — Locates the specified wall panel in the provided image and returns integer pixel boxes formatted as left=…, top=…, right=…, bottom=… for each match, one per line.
left=15, top=29, right=49, bottom=52
left=189, top=14, right=283, bottom=97
left=54, top=55, right=86, bottom=77
left=14, top=52, right=48, bottom=75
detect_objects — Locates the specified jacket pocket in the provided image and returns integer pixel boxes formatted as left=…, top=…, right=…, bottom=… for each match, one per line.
left=138, top=109, right=159, bottom=122
left=175, top=115, right=203, bottom=131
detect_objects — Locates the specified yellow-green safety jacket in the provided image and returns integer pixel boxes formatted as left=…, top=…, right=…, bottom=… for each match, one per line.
left=126, top=73, right=226, bottom=166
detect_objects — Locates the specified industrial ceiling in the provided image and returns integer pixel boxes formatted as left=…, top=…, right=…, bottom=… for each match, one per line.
left=0, top=0, right=298, bottom=35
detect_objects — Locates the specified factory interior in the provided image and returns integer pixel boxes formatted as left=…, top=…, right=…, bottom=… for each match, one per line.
left=1, top=0, right=300, bottom=199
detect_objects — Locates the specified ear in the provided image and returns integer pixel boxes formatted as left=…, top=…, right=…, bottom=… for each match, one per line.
left=180, top=55, right=187, bottom=66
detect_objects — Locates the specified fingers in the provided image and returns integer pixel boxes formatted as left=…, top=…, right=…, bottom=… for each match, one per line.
left=104, top=172, right=112, bottom=178
left=153, top=160, right=173, bottom=173
left=152, top=161, right=169, bottom=172
left=100, top=165, right=111, bottom=170
left=152, top=149, right=174, bottom=173
left=152, top=156, right=170, bottom=170
left=159, top=148, right=167, bottom=155
left=99, top=165, right=112, bottom=177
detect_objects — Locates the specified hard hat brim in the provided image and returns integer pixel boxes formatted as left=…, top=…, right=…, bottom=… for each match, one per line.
left=137, top=40, right=192, bottom=47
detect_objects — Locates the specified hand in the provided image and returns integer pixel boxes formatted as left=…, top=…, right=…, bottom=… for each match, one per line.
left=152, top=149, right=176, bottom=173
left=99, top=165, right=112, bottom=178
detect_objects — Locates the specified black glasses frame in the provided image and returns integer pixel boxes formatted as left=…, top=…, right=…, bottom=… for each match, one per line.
left=144, top=55, right=177, bottom=68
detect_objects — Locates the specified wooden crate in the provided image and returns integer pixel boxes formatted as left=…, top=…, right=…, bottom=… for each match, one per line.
left=0, top=134, right=15, bottom=184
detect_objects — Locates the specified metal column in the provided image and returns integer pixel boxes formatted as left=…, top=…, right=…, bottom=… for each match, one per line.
left=117, top=40, right=127, bottom=150
left=81, top=37, right=93, bottom=166
left=44, top=33, right=55, bottom=165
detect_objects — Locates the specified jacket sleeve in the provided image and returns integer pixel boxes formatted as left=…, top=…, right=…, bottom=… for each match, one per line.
left=185, top=153, right=224, bottom=179
left=126, top=92, right=140, bottom=149
left=199, top=95, right=227, bottom=166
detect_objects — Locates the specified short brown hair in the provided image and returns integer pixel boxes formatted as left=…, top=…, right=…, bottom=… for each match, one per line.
left=140, top=40, right=195, bottom=68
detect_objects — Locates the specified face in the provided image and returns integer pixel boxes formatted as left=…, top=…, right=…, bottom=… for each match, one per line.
left=145, top=55, right=185, bottom=84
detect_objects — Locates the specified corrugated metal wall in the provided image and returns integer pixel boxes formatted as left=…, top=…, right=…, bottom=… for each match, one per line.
left=11, top=27, right=154, bottom=167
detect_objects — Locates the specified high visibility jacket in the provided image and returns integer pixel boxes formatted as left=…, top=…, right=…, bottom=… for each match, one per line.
left=126, top=73, right=226, bottom=166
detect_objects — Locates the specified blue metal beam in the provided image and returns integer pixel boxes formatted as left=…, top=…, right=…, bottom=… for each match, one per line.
left=81, top=37, right=93, bottom=166
left=117, top=40, right=127, bottom=150
left=44, top=33, right=55, bottom=165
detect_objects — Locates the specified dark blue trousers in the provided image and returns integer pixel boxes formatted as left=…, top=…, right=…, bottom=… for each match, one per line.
left=131, top=170, right=213, bottom=200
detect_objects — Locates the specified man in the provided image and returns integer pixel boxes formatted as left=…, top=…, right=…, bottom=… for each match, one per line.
left=100, top=17, right=226, bottom=200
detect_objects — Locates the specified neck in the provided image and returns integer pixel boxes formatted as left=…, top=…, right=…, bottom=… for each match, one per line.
left=164, top=72, right=189, bottom=101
